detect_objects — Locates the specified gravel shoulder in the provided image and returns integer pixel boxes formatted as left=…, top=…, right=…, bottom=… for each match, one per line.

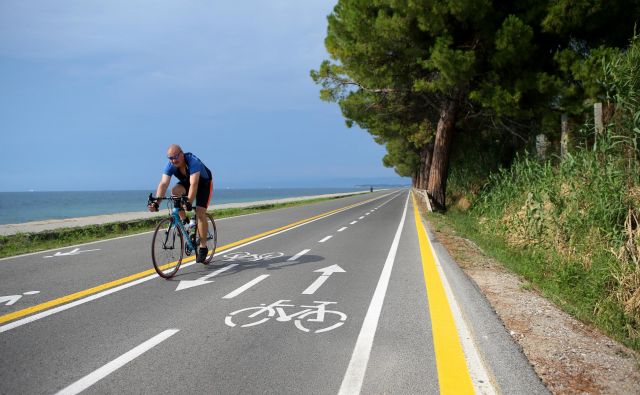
left=423, top=211, right=640, bottom=394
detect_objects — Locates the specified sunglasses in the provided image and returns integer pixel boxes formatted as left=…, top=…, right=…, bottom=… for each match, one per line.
left=167, top=153, right=182, bottom=161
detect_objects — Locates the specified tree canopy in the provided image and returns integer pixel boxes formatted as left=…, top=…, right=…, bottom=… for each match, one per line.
left=312, top=0, right=640, bottom=209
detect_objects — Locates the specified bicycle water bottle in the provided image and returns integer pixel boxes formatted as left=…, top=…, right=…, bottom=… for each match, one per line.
left=188, top=218, right=196, bottom=230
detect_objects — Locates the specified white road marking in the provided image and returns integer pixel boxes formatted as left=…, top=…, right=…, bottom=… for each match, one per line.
left=0, top=295, right=22, bottom=306
left=0, top=291, right=40, bottom=307
left=350, top=221, right=357, bottom=225
left=223, top=275, right=270, bottom=299
left=55, top=329, right=179, bottom=395
left=175, top=264, right=238, bottom=291
left=302, top=265, right=346, bottom=295
left=365, top=213, right=370, bottom=216
left=338, top=227, right=348, bottom=232
left=318, top=236, right=333, bottom=243
left=288, top=249, right=311, bottom=261
left=339, top=192, right=409, bottom=395
left=44, top=248, right=101, bottom=259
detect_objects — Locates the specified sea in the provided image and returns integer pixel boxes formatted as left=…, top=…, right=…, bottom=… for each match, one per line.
left=0, top=188, right=372, bottom=225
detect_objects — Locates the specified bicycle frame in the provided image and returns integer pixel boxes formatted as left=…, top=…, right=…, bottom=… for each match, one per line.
left=170, top=207, right=196, bottom=252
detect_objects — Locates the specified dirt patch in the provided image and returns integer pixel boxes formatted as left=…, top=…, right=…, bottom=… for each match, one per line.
left=423, top=211, right=640, bottom=394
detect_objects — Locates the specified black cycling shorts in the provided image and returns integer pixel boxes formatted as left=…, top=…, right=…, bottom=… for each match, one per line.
left=177, top=178, right=213, bottom=208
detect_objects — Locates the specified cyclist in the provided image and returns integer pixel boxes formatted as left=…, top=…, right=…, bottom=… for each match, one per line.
left=148, top=144, right=213, bottom=263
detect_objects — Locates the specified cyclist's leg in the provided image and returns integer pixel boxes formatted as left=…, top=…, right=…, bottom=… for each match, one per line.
left=194, top=179, right=212, bottom=248
left=172, top=183, right=188, bottom=222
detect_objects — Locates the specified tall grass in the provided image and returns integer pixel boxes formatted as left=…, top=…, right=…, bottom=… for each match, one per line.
left=445, top=36, right=640, bottom=350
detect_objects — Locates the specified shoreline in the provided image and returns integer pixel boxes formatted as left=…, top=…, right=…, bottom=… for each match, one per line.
left=0, top=190, right=372, bottom=236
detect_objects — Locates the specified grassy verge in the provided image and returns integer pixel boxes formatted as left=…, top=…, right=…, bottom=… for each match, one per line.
left=428, top=207, right=639, bottom=352
left=0, top=194, right=364, bottom=259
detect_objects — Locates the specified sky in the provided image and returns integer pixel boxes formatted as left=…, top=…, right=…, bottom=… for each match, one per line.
left=0, top=1, right=409, bottom=192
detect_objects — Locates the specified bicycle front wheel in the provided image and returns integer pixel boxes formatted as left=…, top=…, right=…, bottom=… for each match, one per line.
left=197, top=214, right=217, bottom=264
left=151, top=218, right=183, bottom=278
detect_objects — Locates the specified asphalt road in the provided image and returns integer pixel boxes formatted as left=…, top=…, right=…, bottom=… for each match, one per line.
left=0, top=189, right=548, bottom=394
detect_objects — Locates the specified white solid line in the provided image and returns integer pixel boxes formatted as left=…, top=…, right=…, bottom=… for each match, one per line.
left=338, top=227, right=348, bottom=232
left=318, top=236, right=333, bottom=243
left=223, top=275, right=270, bottom=299
left=302, top=275, right=329, bottom=295
left=339, top=192, right=409, bottom=395
left=55, top=329, right=179, bottom=395
left=350, top=221, right=357, bottom=225
left=288, top=249, right=311, bottom=261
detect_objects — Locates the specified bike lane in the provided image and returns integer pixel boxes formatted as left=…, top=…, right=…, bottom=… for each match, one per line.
left=0, top=190, right=408, bottom=394
left=0, top=190, right=396, bottom=328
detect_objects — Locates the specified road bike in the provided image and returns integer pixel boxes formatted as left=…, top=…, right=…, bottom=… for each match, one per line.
left=225, top=300, right=347, bottom=333
left=147, top=194, right=217, bottom=278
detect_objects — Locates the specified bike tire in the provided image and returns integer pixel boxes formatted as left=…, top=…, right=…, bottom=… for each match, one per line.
left=197, top=214, right=217, bottom=264
left=151, top=217, right=183, bottom=278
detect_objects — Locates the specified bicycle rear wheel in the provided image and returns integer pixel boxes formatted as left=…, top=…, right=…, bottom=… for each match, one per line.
left=196, top=214, right=217, bottom=264
left=151, top=218, right=183, bottom=278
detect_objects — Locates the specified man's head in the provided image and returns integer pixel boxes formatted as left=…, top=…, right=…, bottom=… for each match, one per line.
left=167, top=144, right=184, bottom=166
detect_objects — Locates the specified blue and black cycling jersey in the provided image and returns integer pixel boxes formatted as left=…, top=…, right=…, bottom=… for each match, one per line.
left=163, top=152, right=212, bottom=183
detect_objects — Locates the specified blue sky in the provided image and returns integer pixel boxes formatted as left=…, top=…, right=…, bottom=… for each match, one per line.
left=0, top=1, right=409, bottom=192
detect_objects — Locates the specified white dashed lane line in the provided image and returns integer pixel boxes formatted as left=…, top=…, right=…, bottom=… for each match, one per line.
left=319, top=236, right=333, bottom=243
left=288, top=249, right=311, bottom=261
left=338, top=227, right=348, bottom=232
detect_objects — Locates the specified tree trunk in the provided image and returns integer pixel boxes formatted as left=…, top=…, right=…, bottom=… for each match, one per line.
left=421, top=142, right=434, bottom=190
left=427, top=99, right=458, bottom=211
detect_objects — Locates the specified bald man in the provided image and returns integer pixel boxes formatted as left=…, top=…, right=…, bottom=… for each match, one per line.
left=148, top=144, right=213, bottom=263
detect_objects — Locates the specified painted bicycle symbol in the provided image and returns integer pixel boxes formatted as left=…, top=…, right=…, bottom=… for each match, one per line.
left=225, top=300, right=347, bottom=333
left=222, top=251, right=284, bottom=262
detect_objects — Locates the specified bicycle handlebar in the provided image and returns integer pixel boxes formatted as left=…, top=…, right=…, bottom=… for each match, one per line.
left=147, top=193, right=189, bottom=209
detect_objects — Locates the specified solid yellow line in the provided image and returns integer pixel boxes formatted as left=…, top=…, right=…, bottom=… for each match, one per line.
left=411, top=193, right=474, bottom=395
left=0, top=195, right=381, bottom=326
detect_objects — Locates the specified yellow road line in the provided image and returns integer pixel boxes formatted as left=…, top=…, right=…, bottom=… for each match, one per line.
left=0, top=194, right=384, bottom=326
left=412, top=193, right=474, bottom=395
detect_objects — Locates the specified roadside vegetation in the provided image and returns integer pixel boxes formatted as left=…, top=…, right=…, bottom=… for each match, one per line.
left=442, top=37, right=640, bottom=351
left=0, top=194, right=362, bottom=259
left=311, top=2, right=639, bottom=351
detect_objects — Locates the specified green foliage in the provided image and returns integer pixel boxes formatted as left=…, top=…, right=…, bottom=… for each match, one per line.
left=415, top=35, right=476, bottom=93
left=440, top=35, right=640, bottom=349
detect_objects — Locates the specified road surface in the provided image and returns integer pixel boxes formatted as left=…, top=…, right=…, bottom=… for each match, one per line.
left=0, top=189, right=548, bottom=394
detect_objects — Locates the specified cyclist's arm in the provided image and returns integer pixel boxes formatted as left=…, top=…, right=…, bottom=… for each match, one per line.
left=188, top=171, right=200, bottom=205
left=155, top=174, right=171, bottom=198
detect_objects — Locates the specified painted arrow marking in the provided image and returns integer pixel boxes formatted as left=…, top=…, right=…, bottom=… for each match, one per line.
left=302, top=264, right=346, bottom=295
left=175, top=264, right=238, bottom=291
left=0, top=291, right=40, bottom=306
left=44, top=248, right=100, bottom=258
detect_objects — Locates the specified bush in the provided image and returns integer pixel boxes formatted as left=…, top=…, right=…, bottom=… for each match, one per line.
left=452, top=36, right=640, bottom=349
